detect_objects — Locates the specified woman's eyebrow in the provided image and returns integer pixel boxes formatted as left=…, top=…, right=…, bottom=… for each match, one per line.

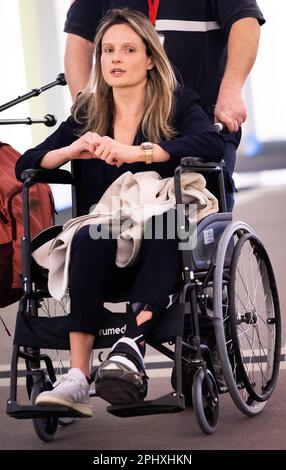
left=102, top=42, right=138, bottom=47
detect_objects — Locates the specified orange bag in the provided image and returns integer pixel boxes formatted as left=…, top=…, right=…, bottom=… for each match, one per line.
left=0, top=142, right=54, bottom=307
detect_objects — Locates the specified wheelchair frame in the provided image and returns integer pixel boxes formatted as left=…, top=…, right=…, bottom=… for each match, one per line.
left=6, top=157, right=281, bottom=440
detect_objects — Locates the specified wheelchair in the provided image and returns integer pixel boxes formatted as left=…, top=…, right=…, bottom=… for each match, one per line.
left=6, top=156, right=281, bottom=441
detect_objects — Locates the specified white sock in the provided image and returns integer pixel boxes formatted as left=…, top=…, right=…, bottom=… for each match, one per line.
left=109, top=336, right=145, bottom=372
left=108, top=355, right=138, bottom=372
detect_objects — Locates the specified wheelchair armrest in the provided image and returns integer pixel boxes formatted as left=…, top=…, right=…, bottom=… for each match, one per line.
left=21, top=168, right=73, bottom=185
left=180, top=157, right=225, bottom=172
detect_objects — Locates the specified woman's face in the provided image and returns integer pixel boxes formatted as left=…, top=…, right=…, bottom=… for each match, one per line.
left=101, top=23, right=153, bottom=90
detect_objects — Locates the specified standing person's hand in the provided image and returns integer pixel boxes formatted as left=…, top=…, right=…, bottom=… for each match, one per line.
left=214, top=88, right=247, bottom=133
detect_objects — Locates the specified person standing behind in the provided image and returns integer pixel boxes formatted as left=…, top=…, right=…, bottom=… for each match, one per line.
left=64, top=0, right=265, bottom=210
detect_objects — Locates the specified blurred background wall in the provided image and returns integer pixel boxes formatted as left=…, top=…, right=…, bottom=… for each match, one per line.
left=1, top=0, right=71, bottom=151
left=0, top=0, right=285, bottom=208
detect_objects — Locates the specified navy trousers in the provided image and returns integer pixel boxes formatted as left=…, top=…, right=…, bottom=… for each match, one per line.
left=68, top=213, right=182, bottom=335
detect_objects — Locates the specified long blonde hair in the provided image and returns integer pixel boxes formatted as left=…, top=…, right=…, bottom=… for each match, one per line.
left=72, top=8, right=178, bottom=142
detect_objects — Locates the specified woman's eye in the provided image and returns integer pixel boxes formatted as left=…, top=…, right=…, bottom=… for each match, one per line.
left=103, top=48, right=112, bottom=53
left=126, top=47, right=135, bottom=53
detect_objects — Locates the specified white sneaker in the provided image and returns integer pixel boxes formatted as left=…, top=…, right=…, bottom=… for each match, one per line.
left=35, top=368, right=92, bottom=417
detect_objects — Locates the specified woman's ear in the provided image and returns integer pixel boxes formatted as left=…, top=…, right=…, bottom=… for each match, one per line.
left=147, top=57, right=154, bottom=70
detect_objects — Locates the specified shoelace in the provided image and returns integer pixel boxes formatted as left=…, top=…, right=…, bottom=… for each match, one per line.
left=53, top=373, right=83, bottom=390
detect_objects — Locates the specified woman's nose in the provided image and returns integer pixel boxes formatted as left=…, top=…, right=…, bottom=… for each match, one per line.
left=112, top=52, right=122, bottom=63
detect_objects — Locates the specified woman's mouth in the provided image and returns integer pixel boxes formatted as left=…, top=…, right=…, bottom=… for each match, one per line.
left=111, top=69, right=126, bottom=77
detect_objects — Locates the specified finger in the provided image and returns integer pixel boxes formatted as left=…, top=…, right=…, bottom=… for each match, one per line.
left=215, top=113, right=234, bottom=133
left=88, top=144, right=96, bottom=155
left=229, top=110, right=246, bottom=128
left=89, top=133, right=102, bottom=147
left=95, top=136, right=112, bottom=153
left=91, top=132, right=102, bottom=139
left=78, top=150, right=94, bottom=159
left=239, top=110, right=247, bottom=125
left=77, top=143, right=94, bottom=158
left=91, top=142, right=101, bottom=157
left=233, top=121, right=239, bottom=133
left=100, top=146, right=111, bottom=161
left=82, top=134, right=98, bottom=155
left=106, top=154, right=118, bottom=165
left=231, top=112, right=244, bottom=129
left=82, top=131, right=94, bottom=140
left=94, top=143, right=106, bottom=158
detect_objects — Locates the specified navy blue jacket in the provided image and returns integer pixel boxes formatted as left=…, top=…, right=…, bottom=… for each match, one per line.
left=16, top=89, right=225, bottom=215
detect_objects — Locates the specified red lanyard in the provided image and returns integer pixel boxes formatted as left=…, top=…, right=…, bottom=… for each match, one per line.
left=148, top=0, right=160, bottom=25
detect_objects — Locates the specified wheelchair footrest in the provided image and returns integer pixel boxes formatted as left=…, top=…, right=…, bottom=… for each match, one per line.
left=6, top=400, right=87, bottom=419
left=107, top=392, right=185, bottom=418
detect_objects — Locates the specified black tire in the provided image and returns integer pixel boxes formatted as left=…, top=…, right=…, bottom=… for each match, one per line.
left=31, top=378, right=58, bottom=442
left=213, top=222, right=281, bottom=415
left=228, top=232, right=281, bottom=402
left=27, top=294, right=76, bottom=431
left=192, top=368, right=219, bottom=434
left=58, top=417, right=76, bottom=426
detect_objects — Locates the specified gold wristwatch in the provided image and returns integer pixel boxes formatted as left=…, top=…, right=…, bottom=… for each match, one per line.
left=141, top=142, right=154, bottom=164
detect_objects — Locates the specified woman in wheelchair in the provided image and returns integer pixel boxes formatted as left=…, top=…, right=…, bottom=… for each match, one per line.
left=16, top=9, right=225, bottom=417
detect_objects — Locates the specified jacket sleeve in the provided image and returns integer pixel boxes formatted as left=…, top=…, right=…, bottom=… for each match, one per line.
left=159, top=89, right=225, bottom=164
left=15, top=117, right=78, bottom=181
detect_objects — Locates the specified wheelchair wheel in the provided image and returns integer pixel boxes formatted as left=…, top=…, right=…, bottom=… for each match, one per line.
left=30, top=377, right=58, bottom=442
left=37, top=294, right=71, bottom=378
left=58, top=416, right=76, bottom=426
left=192, top=368, right=219, bottom=434
left=213, top=221, right=281, bottom=416
left=37, top=295, right=76, bottom=427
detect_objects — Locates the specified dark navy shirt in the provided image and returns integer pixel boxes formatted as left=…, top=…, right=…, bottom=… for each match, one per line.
left=64, top=0, right=265, bottom=108
left=16, top=89, right=225, bottom=215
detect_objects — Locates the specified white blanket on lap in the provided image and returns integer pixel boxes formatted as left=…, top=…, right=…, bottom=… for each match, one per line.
left=33, top=170, right=218, bottom=301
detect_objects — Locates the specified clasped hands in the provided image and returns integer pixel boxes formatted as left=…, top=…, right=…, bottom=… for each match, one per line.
left=68, top=132, right=141, bottom=167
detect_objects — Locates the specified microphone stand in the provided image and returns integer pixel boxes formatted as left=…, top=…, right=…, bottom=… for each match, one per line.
left=0, top=73, right=66, bottom=113
left=0, top=114, right=57, bottom=127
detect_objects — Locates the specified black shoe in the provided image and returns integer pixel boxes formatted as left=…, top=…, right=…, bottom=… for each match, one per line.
left=94, top=339, right=148, bottom=405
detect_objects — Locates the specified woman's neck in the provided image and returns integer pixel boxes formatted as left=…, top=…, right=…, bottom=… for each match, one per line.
left=113, top=83, right=145, bottom=122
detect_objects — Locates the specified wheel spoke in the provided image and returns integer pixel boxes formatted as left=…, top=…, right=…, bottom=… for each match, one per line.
left=213, top=225, right=280, bottom=414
